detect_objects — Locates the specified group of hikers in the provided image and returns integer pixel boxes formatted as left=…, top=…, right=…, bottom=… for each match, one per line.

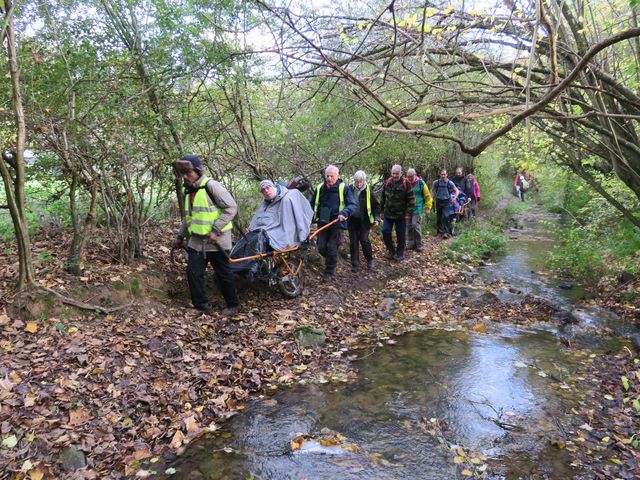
left=172, top=155, right=481, bottom=315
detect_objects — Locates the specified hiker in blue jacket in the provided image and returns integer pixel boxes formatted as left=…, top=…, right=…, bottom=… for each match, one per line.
left=310, top=165, right=357, bottom=281
left=430, top=168, right=459, bottom=239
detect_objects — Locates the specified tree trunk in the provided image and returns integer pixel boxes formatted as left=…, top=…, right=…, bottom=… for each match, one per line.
left=100, top=0, right=186, bottom=218
left=66, top=177, right=99, bottom=275
left=0, top=1, right=36, bottom=290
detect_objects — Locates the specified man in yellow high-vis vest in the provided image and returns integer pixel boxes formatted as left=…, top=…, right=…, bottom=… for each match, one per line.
left=173, top=155, right=239, bottom=315
left=310, top=165, right=357, bottom=281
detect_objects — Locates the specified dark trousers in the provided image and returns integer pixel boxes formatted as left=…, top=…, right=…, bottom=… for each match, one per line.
left=407, top=214, right=423, bottom=249
left=187, top=248, right=239, bottom=308
left=468, top=198, right=477, bottom=217
left=348, top=217, right=373, bottom=267
left=436, top=199, right=452, bottom=235
left=381, top=217, right=406, bottom=255
left=317, top=227, right=343, bottom=274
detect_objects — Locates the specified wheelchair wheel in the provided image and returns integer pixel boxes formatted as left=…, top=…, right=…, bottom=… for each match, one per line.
left=277, top=258, right=305, bottom=298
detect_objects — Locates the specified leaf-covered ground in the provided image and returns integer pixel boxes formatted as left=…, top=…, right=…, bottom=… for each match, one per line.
left=0, top=221, right=638, bottom=479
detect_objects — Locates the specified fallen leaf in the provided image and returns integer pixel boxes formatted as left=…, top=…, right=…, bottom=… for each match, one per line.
left=2, top=435, right=18, bottom=449
left=169, top=430, right=184, bottom=449
left=29, top=469, right=44, bottom=480
left=290, top=436, right=304, bottom=451
left=183, top=416, right=199, bottom=433
left=69, top=408, right=91, bottom=425
left=319, top=438, right=339, bottom=446
left=25, top=322, right=38, bottom=333
left=578, top=423, right=593, bottom=432
left=21, top=459, right=33, bottom=472
left=128, top=448, right=151, bottom=462
left=472, top=322, right=486, bottom=333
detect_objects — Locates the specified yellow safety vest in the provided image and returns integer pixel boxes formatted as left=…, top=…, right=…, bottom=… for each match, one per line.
left=314, top=182, right=345, bottom=221
left=185, top=176, right=232, bottom=236
left=364, top=185, right=374, bottom=223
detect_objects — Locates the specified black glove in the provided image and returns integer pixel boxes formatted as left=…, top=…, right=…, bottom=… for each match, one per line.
left=172, top=238, right=185, bottom=249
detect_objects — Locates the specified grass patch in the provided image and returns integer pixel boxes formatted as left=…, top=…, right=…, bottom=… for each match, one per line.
left=503, top=200, right=528, bottom=217
left=548, top=219, right=640, bottom=285
left=540, top=172, right=640, bottom=286
left=446, top=221, right=507, bottom=263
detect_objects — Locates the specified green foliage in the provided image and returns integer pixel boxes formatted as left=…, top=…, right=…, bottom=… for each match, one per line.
left=446, top=222, right=507, bottom=263
left=37, top=251, right=54, bottom=263
left=503, top=200, right=528, bottom=217
left=547, top=227, right=608, bottom=285
left=0, top=180, right=75, bottom=241
left=471, top=147, right=507, bottom=209
left=544, top=171, right=640, bottom=285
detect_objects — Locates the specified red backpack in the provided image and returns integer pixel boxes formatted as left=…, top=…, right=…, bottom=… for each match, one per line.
left=385, top=176, right=408, bottom=189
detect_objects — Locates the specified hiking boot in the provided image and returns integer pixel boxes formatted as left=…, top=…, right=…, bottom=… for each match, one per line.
left=416, top=246, right=424, bottom=252
left=195, top=304, right=214, bottom=315
left=366, top=260, right=373, bottom=270
left=221, top=306, right=239, bottom=316
left=443, top=233, right=450, bottom=239
left=385, top=251, right=395, bottom=260
left=351, top=264, right=359, bottom=273
left=321, top=272, right=333, bottom=283
left=394, top=253, right=405, bottom=261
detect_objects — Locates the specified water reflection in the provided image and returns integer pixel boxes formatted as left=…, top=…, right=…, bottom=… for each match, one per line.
left=163, top=327, right=581, bottom=480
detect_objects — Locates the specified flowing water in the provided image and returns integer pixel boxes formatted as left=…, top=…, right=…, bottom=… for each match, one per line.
left=160, top=211, right=627, bottom=480
left=477, top=212, right=591, bottom=307
left=163, top=327, right=585, bottom=480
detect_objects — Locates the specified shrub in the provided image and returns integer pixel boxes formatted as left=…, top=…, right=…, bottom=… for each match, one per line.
left=446, top=222, right=507, bottom=263
left=545, top=173, right=640, bottom=285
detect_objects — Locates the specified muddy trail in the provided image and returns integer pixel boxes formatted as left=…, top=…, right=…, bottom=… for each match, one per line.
left=0, top=210, right=638, bottom=479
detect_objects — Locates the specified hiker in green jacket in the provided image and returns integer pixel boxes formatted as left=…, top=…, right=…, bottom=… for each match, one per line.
left=406, top=168, right=433, bottom=251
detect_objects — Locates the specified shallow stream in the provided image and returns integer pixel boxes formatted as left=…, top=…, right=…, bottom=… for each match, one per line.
left=164, top=327, right=583, bottom=480
left=160, top=210, right=628, bottom=480
left=477, top=212, right=591, bottom=307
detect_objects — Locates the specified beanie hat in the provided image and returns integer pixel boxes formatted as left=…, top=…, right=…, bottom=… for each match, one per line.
left=180, top=154, right=202, bottom=170
left=259, top=179, right=275, bottom=190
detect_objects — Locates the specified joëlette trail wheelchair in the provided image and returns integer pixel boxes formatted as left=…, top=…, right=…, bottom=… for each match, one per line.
left=171, top=219, right=337, bottom=299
